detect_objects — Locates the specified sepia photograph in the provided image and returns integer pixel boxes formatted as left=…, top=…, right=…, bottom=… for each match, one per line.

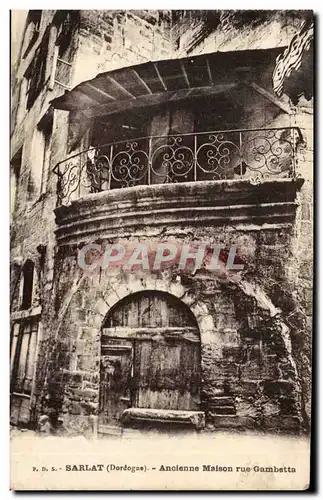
left=10, top=9, right=314, bottom=491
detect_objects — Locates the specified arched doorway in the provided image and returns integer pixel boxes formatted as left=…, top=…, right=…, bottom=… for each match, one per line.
left=99, top=291, right=201, bottom=427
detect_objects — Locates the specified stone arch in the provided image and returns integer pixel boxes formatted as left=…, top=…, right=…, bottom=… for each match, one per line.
left=102, top=289, right=200, bottom=331
left=89, top=275, right=215, bottom=346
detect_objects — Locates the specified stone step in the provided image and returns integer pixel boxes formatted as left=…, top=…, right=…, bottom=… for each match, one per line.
left=98, top=424, right=122, bottom=437
left=208, top=396, right=235, bottom=405
left=209, top=406, right=236, bottom=415
left=212, top=415, right=255, bottom=428
left=122, top=408, right=205, bottom=430
left=121, top=428, right=149, bottom=439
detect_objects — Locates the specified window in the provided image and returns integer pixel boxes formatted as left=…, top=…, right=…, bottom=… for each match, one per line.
left=38, top=111, right=53, bottom=195
left=10, top=318, right=39, bottom=395
left=25, top=30, right=49, bottom=109
left=49, top=45, right=73, bottom=90
left=56, top=11, right=78, bottom=57
left=22, top=10, right=42, bottom=58
left=21, top=260, right=34, bottom=310
left=49, top=11, right=79, bottom=90
left=10, top=263, right=21, bottom=312
left=10, top=148, right=22, bottom=217
left=28, top=110, right=53, bottom=200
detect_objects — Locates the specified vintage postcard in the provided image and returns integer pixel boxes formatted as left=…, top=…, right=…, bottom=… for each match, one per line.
left=10, top=9, right=313, bottom=491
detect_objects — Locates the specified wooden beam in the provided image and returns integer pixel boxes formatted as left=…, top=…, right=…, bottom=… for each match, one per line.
left=85, top=83, right=116, bottom=101
left=106, top=75, right=135, bottom=99
left=101, top=344, right=132, bottom=352
left=153, top=62, right=167, bottom=91
left=102, top=326, right=198, bottom=335
left=180, top=60, right=191, bottom=88
left=102, top=326, right=200, bottom=341
left=248, top=82, right=291, bottom=114
left=132, top=69, right=153, bottom=95
left=206, top=57, right=214, bottom=85
left=83, top=83, right=238, bottom=118
left=73, top=88, right=102, bottom=104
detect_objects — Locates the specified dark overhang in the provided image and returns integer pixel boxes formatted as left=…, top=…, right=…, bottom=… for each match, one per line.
left=50, top=47, right=289, bottom=117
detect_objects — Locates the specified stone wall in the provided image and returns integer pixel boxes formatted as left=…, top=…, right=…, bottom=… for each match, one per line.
left=10, top=10, right=80, bottom=425
left=11, top=10, right=313, bottom=434
left=43, top=171, right=307, bottom=435
left=289, top=104, right=313, bottom=428
left=172, top=10, right=310, bottom=56
left=72, top=10, right=172, bottom=87
left=43, top=244, right=302, bottom=434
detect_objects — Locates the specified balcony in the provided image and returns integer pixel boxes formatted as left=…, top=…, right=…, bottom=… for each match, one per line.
left=54, top=126, right=302, bottom=206
left=53, top=126, right=304, bottom=246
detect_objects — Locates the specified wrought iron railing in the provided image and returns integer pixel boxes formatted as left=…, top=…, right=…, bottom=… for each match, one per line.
left=53, top=127, right=302, bottom=204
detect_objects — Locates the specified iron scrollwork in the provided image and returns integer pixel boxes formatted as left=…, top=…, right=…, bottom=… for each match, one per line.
left=241, top=128, right=299, bottom=180
left=110, top=139, right=149, bottom=188
left=196, top=132, right=241, bottom=180
left=54, top=126, right=300, bottom=205
left=150, top=135, right=195, bottom=184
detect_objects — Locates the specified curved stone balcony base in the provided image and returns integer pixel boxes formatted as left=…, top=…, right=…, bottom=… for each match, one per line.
left=54, top=178, right=304, bottom=246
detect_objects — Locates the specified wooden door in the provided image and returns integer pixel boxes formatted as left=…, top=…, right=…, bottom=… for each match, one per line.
left=100, top=291, right=201, bottom=426
left=134, top=335, right=200, bottom=411
left=99, top=340, right=133, bottom=425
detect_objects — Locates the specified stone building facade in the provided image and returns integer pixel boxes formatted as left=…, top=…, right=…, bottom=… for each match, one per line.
left=10, top=10, right=313, bottom=436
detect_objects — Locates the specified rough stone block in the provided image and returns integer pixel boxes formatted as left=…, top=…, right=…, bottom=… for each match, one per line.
left=207, top=396, right=234, bottom=406
left=209, top=406, right=236, bottom=415
left=94, top=297, right=109, bottom=316
left=68, top=371, right=84, bottom=386
left=240, top=361, right=262, bottom=379
left=85, top=311, right=103, bottom=329
left=235, top=400, right=259, bottom=418
left=69, top=402, right=83, bottom=415
left=222, top=345, right=243, bottom=362
left=263, top=415, right=301, bottom=430
left=262, top=401, right=280, bottom=417
left=77, top=355, right=96, bottom=372
left=122, top=408, right=205, bottom=430
left=263, top=380, right=296, bottom=398
left=199, top=315, right=215, bottom=332
left=209, top=415, right=256, bottom=429
left=169, top=282, right=185, bottom=298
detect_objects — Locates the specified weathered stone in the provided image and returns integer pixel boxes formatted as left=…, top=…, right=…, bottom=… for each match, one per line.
left=68, top=403, right=83, bottom=415
left=210, top=415, right=256, bottom=429
left=263, top=380, right=296, bottom=398
left=208, top=396, right=235, bottom=406
left=235, top=400, right=259, bottom=418
left=209, top=406, right=236, bottom=415
left=222, top=346, right=244, bottom=362
left=37, top=415, right=52, bottom=435
left=121, top=408, right=205, bottom=430
left=263, top=415, right=301, bottom=430
left=68, top=372, right=84, bottom=386
left=10, top=9, right=312, bottom=437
